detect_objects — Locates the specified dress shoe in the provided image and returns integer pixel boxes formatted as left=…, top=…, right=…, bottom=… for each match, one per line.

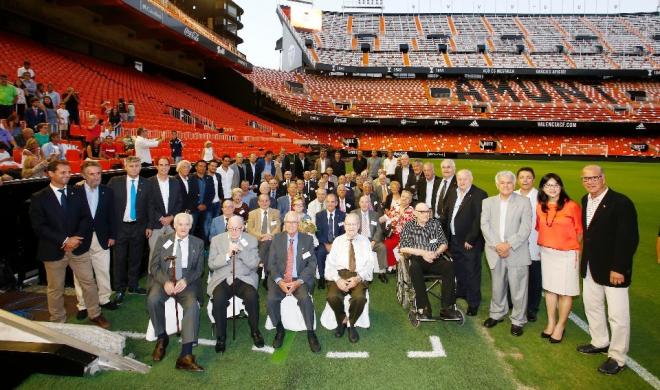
left=541, top=331, right=552, bottom=339
left=114, top=290, right=125, bottom=304
left=272, top=330, right=285, bottom=349
left=76, top=309, right=88, bottom=320
left=251, top=331, right=265, bottom=348
left=152, top=338, right=168, bottom=361
left=386, top=268, right=396, bottom=275
left=577, top=343, right=609, bottom=355
left=439, top=308, right=461, bottom=320
left=483, top=317, right=503, bottom=328
left=348, top=326, right=359, bottom=343
left=100, top=301, right=119, bottom=310
left=307, top=331, right=321, bottom=353
left=419, top=307, right=432, bottom=320
left=128, top=287, right=147, bottom=295
left=175, top=354, right=204, bottom=372
left=466, top=307, right=478, bottom=316
left=215, top=337, right=226, bottom=353
left=549, top=330, right=565, bottom=344
left=598, top=358, right=625, bottom=375
left=527, top=311, right=538, bottom=322
left=89, top=314, right=111, bottom=329
left=378, top=273, right=388, bottom=283
left=510, top=325, right=524, bottom=337
left=334, top=322, right=347, bottom=338
left=318, top=279, right=326, bottom=290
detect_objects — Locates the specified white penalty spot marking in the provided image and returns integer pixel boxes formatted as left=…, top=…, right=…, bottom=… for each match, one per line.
left=326, top=351, right=369, bottom=358
left=407, top=335, right=446, bottom=358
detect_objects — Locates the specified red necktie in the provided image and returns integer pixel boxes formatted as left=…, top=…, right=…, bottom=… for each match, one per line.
left=284, top=238, right=294, bottom=283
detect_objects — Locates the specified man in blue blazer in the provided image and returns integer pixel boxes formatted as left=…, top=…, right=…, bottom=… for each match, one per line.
left=30, top=160, right=110, bottom=328
left=190, top=160, right=214, bottom=240
left=174, top=160, right=200, bottom=232
left=315, top=193, right=345, bottom=289
left=277, top=182, right=298, bottom=222
left=254, top=151, right=276, bottom=183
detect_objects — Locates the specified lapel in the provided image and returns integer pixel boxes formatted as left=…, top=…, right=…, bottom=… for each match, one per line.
left=587, top=190, right=612, bottom=231
left=167, top=178, right=177, bottom=210
left=187, top=236, right=197, bottom=269
left=47, top=186, right=67, bottom=225
left=491, top=196, right=502, bottom=237
left=457, top=188, right=473, bottom=215
left=296, top=233, right=306, bottom=272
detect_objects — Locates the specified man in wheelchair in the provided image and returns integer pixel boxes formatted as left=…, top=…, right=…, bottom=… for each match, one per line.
left=399, top=203, right=460, bottom=320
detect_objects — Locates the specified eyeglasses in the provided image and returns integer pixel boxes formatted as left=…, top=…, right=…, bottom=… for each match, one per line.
left=227, top=227, right=243, bottom=232
left=284, top=221, right=299, bottom=225
left=415, top=210, right=431, bottom=214
left=581, top=175, right=602, bottom=183
left=543, top=184, right=561, bottom=189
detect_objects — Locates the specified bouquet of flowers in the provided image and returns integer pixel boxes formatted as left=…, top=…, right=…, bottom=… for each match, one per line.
left=299, top=218, right=317, bottom=234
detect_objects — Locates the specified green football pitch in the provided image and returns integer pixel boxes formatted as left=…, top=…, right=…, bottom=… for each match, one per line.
left=18, top=159, right=660, bottom=390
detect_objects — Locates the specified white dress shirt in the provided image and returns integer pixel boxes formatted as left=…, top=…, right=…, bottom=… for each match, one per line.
left=425, top=178, right=435, bottom=208
left=50, top=184, right=66, bottom=205
left=515, top=188, right=540, bottom=260
left=307, top=199, right=323, bottom=219
left=170, top=235, right=189, bottom=269
left=179, top=174, right=189, bottom=193
left=499, top=196, right=509, bottom=243
left=218, top=166, right=234, bottom=199
left=586, top=187, right=608, bottom=228
left=134, top=136, right=159, bottom=164
left=157, top=176, right=170, bottom=214
left=84, top=183, right=99, bottom=218
left=450, top=186, right=470, bottom=235
left=123, top=176, right=140, bottom=222
left=401, top=166, right=409, bottom=187
left=324, top=233, right=374, bottom=283
left=383, top=157, right=397, bottom=175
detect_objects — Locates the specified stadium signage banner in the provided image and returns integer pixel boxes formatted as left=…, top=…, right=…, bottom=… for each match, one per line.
left=122, top=0, right=251, bottom=71
left=315, top=63, right=653, bottom=78
left=299, top=113, right=660, bottom=131
left=631, top=143, right=649, bottom=152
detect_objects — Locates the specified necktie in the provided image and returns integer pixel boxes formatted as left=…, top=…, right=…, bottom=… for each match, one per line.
left=348, top=239, right=356, bottom=272
left=261, top=210, right=268, bottom=234
left=328, top=213, right=334, bottom=242
left=284, top=238, right=294, bottom=283
left=224, top=218, right=228, bottom=232
left=290, top=197, right=294, bottom=211
left=368, top=197, right=373, bottom=211
left=129, top=179, right=137, bottom=221
left=175, top=239, right=182, bottom=280
left=440, top=180, right=448, bottom=201
left=382, top=185, right=388, bottom=201
left=271, top=191, right=275, bottom=199
left=304, top=181, right=309, bottom=194
left=361, top=212, right=370, bottom=238
left=58, top=188, right=67, bottom=210
left=340, top=199, right=346, bottom=212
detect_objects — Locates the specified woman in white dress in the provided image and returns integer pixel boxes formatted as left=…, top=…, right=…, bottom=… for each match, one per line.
left=201, top=140, right=216, bottom=162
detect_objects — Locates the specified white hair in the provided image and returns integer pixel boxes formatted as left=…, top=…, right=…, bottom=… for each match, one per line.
left=495, top=170, right=516, bottom=184
left=456, top=169, right=473, bottom=180
left=441, top=159, right=456, bottom=169
left=176, top=159, right=191, bottom=172
left=174, top=212, right=193, bottom=225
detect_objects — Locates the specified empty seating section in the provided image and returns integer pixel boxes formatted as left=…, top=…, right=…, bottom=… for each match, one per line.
left=247, top=67, right=660, bottom=123
left=288, top=9, right=660, bottom=69
left=0, top=32, right=305, bottom=159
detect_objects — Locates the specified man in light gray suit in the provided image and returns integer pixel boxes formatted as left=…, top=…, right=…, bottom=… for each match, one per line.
left=267, top=212, right=321, bottom=353
left=148, top=212, right=204, bottom=371
left=480, top=171, right=532, bottom=337
left=208, top=216, right=263, bottom=353
left=352, top=195, right=388, bottom=283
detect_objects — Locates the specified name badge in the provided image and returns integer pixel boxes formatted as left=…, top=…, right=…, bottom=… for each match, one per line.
left=346, top=203, right=351, bottom=208
left=430, top=238, right=438, bottom=244
left=163, top=240, right=173, bottom=249
left=373, top=201, right=378, bottom=205
left=239, top=209, right=245, bottom=215
left=271, top=220, right=278, bottom=226
left=302, top=251, right=311, bottom=259
left=370, top=220, right=377, bottom=226
left=240, top=238, right=248, bottom=247
left=338, top=222, right=344, bottom=227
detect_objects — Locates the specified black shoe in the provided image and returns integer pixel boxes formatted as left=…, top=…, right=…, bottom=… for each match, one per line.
left=335, top=322, right=347, bottom=338
left=307, top=331, right=321, bottom=352
left=128, top=287, right=147, bottom=295
left=101, top=301, right=119, bottom=310
left=510, top=325, right=524, bottom=337
left=378, top=273, right=388, bottom=283
left=527, top=311, right=538, bottom=322
left=549, top=330, right=565, bottom=344
left=577, top=343, right=609, bottom=355
left=76, top=309, right=88, bottom=320
left=466, top=307, right=478, bottom=316
left=348, top=326, right=359, bottom=343
left=272, top=330, right=285, bottom=349
left=318, top=279, right=326, bottom=290
left=541, top=331, right=552, bottom=339
left=439, top=308, right=461, bottom=320
left=598, top=358, right=625, bottom=375
left=419, top=307, right=432, bottom=320
left=483, top=317, right=503, bottom=328
left=215, top=337, right=226, bottom=353
left=251, top=331, right=265, bottom=348
left=115, top=290, right=126, bottom=304
left=386, top=268, right=396, bottom=275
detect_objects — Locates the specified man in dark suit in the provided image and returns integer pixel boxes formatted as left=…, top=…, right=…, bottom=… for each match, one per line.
left=294, top=151, right=310, bottom=179
left=29, top=160, right=110, bottom=328
left=315, top=193, right=346, bottom=289
left=331, top=150, right=346, bottom=178
left=336, top=185, right=355, bottom=214
left=73, top=161, right=118, bottom=320
left=278, top=149, right=294, bottom=175
left=361, top=180, right=383, bottom=213
left=205, top=160, right=225, bottom=239
left=352, top=150, right=368, bottom=176
left=174, top=160, right=199, bottom=230
left=148, top=213, right=205, bottom=371
left=147, top=157, right=183, bottom=258
left=301, top=171, right=317, bottom=205
left=441, top=169, right=488, bottom=316
left=416, top=162, right=441, bottom=216
left=394, top=153, right=415, bottom=191
left=314, top=149, right=331, bottom=175
left=277, top=182, right=298, bottom=222
left=25, top=98, right=47, bottom=129
left=267, top=211, right=320, bottom=352
left=249, top=181, right=277, bottom=210
left=108, top=156, right=151, bottom=301
left=577, top=165, right=639, bottom=375
left=190, top=160, right=214, bottom=240
left=277, top=170, right=294, bottom=198
left=245, top=153, right=259, bottom=191
left=352, top=195, right=388, bottom=283
left=255, top=151, right=276, bottom=183
left=435, top=159, right=458, bottom=221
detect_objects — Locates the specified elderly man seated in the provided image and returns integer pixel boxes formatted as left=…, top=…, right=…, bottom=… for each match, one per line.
left=208, top=215, right=264, bottom=353
left=324, top=213, right=373, bottom=343
left=148, top=212, right=204, bottom=371
left=399, top=203, right=460, bottom=320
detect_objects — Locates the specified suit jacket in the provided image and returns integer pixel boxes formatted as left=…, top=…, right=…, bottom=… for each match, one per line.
left=107, top=175, right=150, bottom=228
left=245, top=162, right=259, bottom=187
left=149, top=233, right=204, bottom=291
left=480, top=193, right=532, bottom=269
left=352, top=156, right=368, bottom=175
left=580, top=189, right=638, bottom=287
left=331, top=158, right=346, bottom=177
left=351, top=209, right=385, bottom=242
left=394, top=165, right=415, bottom=190
left=374, top=182, right=390, bottom=203
left=30, top=185, right=92, bottom=261
left=208, top=231, right=260, bottom=293
left=230, top=162, right=246, bottom=184
left=147, top=176, right=183, bottom=229
left=365, top=192, right=383, bottom=213
left=277, top=180, right=294, bottom=198
left=268, top=232, right=317, bottom=287
left=436, top=176, right=458, bottom=217
left=315, top=209, right=346, bottom=245
left=248, top=195, right=276, bottom=211
left=254, top=158, right=276, bottom=182
left=247, top=208, right=281, bottom=240
left=207, top=173, right=225, bottom=203
left=294, top=156, right=310, bottom=179
left=281, top=155, right=294, bottom=175
left=174, top=174, right=198, bottom=212
left=78, top=184, right=117, bottom=250
left=442, top=185, right=488, bottom=248
left=26, top=107, right=47, bottom=129
left=416, top=176, right=441, bottom=213
left=209, top=214, right=233, bottom=239
left=302, top=180, right=317, bottom=204
left=277, top=195, right=295, bottom=221
left=336, top=196, right=355, bottom=214
left=191, top=174, right=214, bottom=208
left=314, top=157, right=331, bottom=175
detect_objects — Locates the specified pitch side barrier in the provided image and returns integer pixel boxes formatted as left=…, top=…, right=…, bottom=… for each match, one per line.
left=341, top=150, right=659, bottom=162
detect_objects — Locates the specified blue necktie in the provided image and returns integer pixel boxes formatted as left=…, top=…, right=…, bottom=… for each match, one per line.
left=58, top=188, right=67, bottom=211
left=328, top=213, right=334, bottom=242
left=130, top=179, right=137, bottom=221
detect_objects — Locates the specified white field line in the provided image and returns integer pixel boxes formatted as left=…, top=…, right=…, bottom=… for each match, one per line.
left=407, top=335, right=446, bottom=358
left=326, top=351, right=369, bottom=358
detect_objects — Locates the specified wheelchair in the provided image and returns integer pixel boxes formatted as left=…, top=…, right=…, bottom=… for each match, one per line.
left=396, top=252, right=465, bottom=327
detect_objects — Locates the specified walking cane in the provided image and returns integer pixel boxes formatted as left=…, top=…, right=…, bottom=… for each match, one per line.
left=232, top=251, right=237, bottom=341
left=166, top=255, right=181, bottom=336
